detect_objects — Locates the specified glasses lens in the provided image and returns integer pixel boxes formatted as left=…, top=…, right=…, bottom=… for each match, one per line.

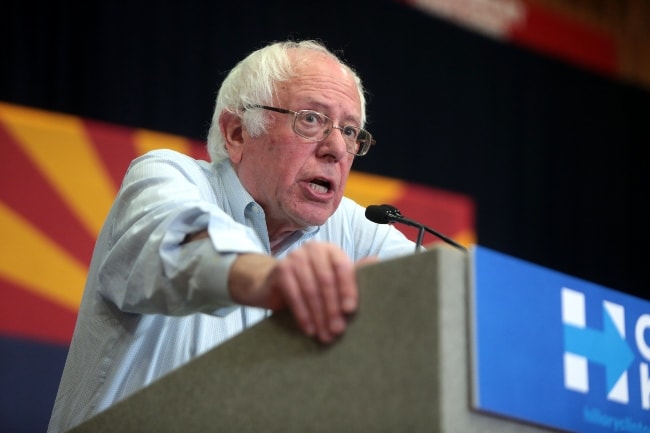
left=294, top=111, right=330, bottom=139
left=293, top=109, right=373, bottom=156
left=354, top=130, right=373, bottom=156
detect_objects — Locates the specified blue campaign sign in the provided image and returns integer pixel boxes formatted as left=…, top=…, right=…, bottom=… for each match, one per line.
left=470, top=246, right=650, bottom=432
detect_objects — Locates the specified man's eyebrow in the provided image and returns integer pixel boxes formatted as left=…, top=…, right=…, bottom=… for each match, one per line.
left=307, top=102, right=361, bottom=126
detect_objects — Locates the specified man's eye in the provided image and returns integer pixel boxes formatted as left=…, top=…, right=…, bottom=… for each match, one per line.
left=303, top=112, right=322, bottom=125
left=342, top=126, right=358, bottom=138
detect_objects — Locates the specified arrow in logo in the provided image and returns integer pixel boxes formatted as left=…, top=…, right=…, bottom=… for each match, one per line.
left=564, top=305, right=635, bottom=392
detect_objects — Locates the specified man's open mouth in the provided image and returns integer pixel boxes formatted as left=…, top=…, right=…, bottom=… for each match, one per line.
left=309, top=178, right=331, bottom=194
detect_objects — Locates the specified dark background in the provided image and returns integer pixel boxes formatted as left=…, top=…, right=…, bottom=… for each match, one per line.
left=3, top=0, right=648, bottom=300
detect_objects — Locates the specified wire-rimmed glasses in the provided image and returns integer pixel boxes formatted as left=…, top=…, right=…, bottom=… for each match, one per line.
left=250, top=105, right=375, bottom=157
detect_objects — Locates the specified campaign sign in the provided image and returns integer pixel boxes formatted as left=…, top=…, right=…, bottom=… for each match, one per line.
left=470, top=246, right=650, bottom=432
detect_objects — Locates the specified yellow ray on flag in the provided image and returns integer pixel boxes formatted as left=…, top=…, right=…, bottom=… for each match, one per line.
left=133, top=129, right=193, bottom=156
left=0, top=201, right=87, bottom=311
left=0, top=103, right=116, bottom=237
left=345, top=171, right=405, bottom=207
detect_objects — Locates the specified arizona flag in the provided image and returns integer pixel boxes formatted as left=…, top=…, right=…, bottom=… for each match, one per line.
left=0, top=102, right=475, bottom=432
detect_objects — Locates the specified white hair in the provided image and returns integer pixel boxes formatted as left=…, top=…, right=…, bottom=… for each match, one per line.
left=206, top=40, right=367, bottom=162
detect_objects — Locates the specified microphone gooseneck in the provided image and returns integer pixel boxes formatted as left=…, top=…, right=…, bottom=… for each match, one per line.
left=364, top=204, right=467, bottom=253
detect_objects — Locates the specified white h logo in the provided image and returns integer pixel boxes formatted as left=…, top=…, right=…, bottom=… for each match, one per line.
left=562, top=287, right=631, bottom=404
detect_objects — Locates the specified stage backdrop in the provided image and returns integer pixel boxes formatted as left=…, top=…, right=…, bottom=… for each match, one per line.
left=2, top=0, right=646, bottom=302
left=0, top=102, right=475, bottom=433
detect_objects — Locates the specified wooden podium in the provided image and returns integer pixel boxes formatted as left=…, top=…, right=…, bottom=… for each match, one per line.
left=69, top=245, right=556, bottom=433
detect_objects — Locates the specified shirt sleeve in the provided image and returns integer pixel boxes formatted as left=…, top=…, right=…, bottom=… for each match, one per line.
left=169, top=239, right=241, bottom=317
left=97, top=150, right=265, bottom=316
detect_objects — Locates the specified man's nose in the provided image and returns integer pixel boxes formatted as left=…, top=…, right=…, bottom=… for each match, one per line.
left=317, top=127, right=349, bottom=161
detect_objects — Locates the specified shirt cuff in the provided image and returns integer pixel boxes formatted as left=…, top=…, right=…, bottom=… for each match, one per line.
left=183, top=239, right=241, bottom=316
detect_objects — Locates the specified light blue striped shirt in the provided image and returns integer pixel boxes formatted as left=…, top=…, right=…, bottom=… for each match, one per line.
left=48, top=149, right=414, bottom=432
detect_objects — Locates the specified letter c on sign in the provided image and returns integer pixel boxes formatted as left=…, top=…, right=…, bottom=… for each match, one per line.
left=636, top=314, right=650, bottom=361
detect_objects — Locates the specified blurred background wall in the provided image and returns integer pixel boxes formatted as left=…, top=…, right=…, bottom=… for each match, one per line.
left=527, top=0, right=650, bottom=87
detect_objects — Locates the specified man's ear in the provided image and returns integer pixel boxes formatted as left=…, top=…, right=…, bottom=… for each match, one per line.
left=219, top=111, right=244, bottom=164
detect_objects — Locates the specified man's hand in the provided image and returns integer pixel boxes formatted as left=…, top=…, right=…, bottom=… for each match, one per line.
left=228, top=242, right=374, bottom=343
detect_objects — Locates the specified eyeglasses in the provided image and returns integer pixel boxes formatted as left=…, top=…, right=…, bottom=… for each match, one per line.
left=249, top=105, right=375, bottom=157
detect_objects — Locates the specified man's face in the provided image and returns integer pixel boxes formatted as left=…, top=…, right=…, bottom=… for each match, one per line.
left=230, top=53, right=362, bottom=241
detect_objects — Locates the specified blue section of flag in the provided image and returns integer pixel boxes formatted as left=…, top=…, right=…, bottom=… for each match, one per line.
left=471, top=246, right=650, bottom=433
left=0, top=336, right=68, bottom=433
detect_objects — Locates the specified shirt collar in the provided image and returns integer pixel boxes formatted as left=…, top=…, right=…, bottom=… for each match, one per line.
left=215, top=158, right=320, bottom=250
left=216, top=159, right=256, bottom=226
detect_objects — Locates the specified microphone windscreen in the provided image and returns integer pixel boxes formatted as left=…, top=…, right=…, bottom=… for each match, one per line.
left=365, top=205, right=390, bottom=224
left=380, top=204, right=401, bottom=216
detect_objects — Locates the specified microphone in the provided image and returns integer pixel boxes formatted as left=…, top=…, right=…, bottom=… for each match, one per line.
left=365, top=204, right=467, bottom=253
